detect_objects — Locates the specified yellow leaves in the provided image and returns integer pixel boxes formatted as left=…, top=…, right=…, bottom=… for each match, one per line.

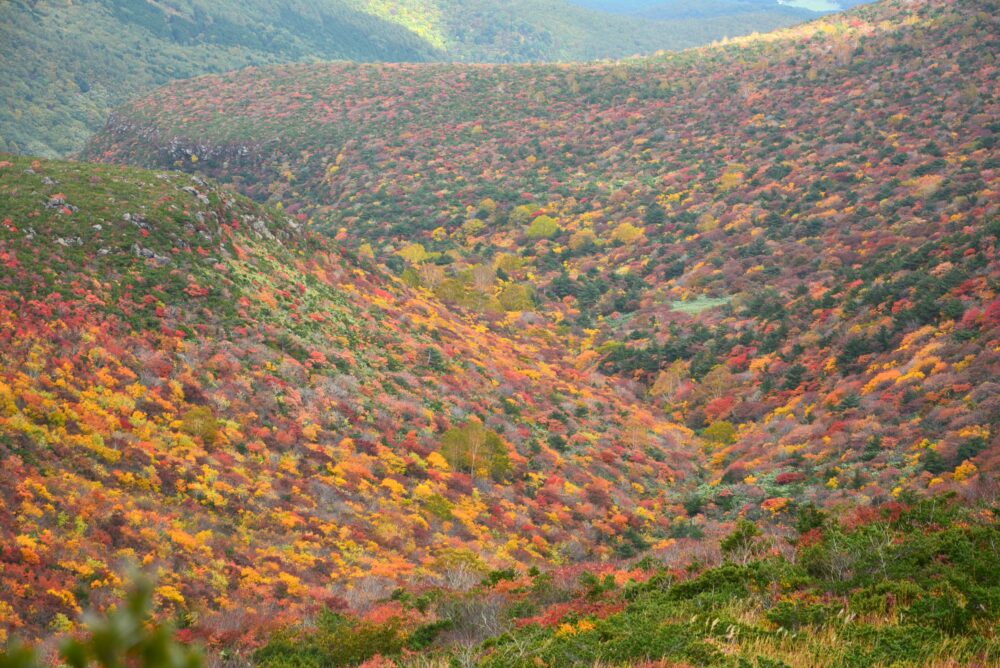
left=426, top=451, right=450, bottom=471
left=157, top=585, right=187, bottom=607
left=380, top=478, right=406, bottom=497
left=826, top=476, right=840, bottom=490
left=451, top=495, right=487, bottom=531
left=823, top=357, right=839, bottom=375
left=718, top=167, right=746, bottom=191
left=47, top=588, right=81, bottom=614
left=167, top=527, right=214, bottom=556
left=568, top=228, right=597, bottom=252
left=0, top=380, right=18, bottom=414
left=863, top=368, right=902, bottom=394
left=377, top=445, right=408, bottom=475
left=898, top=325, right=937, bottom=351
left=15, top=535, right=41, bottom=564
left=610, top=222, right=645, bottom=244
left=556, top=619, right=596, bottom=637
left=239, top=566, right=267, bottom=588
left=743, top=475, right=758, bottom=485
left=556, top=623, right=577, bottom=637
left=521, top=368, right=543, bottom=382
left=278, top=453, right=300, bottom=475
left=954, top=460, right=978, bottom=482
left=81, top=433, right=121, bottom=464
left=21, top=479, right=55, bottom=503
left=958, top=425, right=990, bottom=440
left=0, top=598, right=21, bottom=639
left=748, top=355, right=773, bottom=374
left=762, top=497, right=792, bottom=516
left=894, top=369, right=926, bottom=385
left=397, top=243, right=435, bottom=264
left=905, top=173, right=944, bottom=198
left=277, top=572, right=307, bottom=596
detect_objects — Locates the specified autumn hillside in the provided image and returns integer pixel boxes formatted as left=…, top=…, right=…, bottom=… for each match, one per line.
left=0, top=154, right=701, bottom=644
left=89, top=0, right=1000, bottom=516
left=0, top=0, right=814, bottom=158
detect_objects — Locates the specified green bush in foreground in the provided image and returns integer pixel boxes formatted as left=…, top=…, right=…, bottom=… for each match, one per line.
left=0, top=578, right=201, bottom=668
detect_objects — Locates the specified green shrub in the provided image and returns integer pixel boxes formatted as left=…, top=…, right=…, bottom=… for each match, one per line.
left=850, top=581, right=924, bottom=616
left=0, top=578, right=202, bottom=668
left=254, top=611, right=404, bottom=668
left=525, top=215, right=559, bottom=239
left=406, top=620, right=454, bottom=651
left=765, top=601, right=838, bottom=631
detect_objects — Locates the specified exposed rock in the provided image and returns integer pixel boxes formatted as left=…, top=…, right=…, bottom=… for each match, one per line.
left=132, top=243, right=170, bottom=265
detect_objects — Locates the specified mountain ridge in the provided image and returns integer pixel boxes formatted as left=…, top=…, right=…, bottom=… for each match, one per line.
left=0, top=0, right=817, bottom=158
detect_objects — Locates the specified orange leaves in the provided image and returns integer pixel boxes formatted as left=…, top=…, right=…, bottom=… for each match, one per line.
left=862, top=368, right=901, bottom=394
left=761, top=497, right=792, bottom=516
left=14, top=535, right=42, bottom=565
left=184, top=281, right=210, bottom=298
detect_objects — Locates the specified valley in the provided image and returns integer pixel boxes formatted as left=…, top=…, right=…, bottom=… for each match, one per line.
left=0, top=0, right=997, bottom=665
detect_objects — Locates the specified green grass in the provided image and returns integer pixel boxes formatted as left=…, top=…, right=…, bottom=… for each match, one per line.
left=670, top=295, right=731, bottom=314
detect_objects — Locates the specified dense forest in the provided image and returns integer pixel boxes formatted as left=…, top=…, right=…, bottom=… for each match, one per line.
left=0, top=0, right=997, bottom=665
left=0, top=0, right=815, bottom=158
left=89, top=0, right=1000, bottom=510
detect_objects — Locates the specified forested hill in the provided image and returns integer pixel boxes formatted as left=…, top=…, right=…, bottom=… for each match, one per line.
left=88, top=0, right=1000, bottom=514
left=0, top=0, right=813, bottom=159
left=1, top=0, right=999, bottom=660
left=0, top=153, right=695, bottom=643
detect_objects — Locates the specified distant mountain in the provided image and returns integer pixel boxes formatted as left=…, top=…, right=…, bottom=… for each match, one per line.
left=572, top=0, right=818, bottom=18
left=2, top=0, right=819, bottom=158
left=570, top=0, right=876, bottom=19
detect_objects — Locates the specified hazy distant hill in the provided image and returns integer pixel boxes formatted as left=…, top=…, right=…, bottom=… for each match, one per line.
left=572, top=0, right=817, bottom=18
left=2, top=0, right=818, bottom=158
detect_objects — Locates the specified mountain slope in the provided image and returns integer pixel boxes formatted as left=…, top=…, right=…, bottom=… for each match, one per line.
left=574, top=0, right=819, bottom=20
left=88, top=0, right=1000, bottom=517
left=0, top=0, right=815, bottom=159
left=0, top=154, right=700, bottom=644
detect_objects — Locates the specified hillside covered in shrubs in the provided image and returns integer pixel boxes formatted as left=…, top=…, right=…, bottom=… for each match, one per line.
left=0, top=154, right=698, bottom=648
left=90, top=0, right=1000, bottom=521
left=0, top=0, right=997, bottom=663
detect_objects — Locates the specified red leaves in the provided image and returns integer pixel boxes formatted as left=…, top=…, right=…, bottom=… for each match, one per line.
left=185, top=282, right=210, bottom=298
left=0, top=250, right=18, bottom=270
left=775, top=471, right=805, bottom=485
